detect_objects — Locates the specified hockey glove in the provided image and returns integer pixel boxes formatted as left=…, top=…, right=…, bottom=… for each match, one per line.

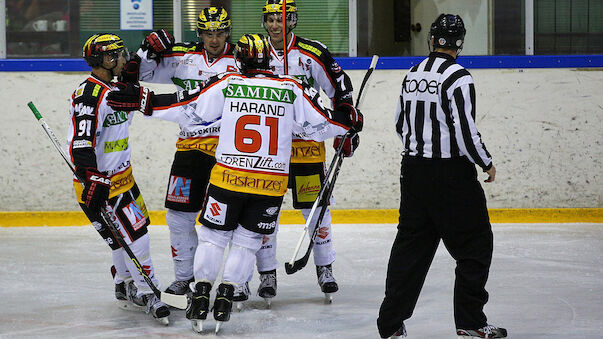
left=81, top=168, right=111, bottom=212
left=107, top=82, right=153, bottom=115
left=334, top=103, right=364, bottom=132
left=333, top=133, right=360, bottom=157
left=141, top=29, right=175, bottom=61
left=118, top=53, right=141, bottom=83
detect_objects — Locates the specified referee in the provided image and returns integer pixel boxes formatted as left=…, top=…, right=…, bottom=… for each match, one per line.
left=377, top=14, right=507, bottom=338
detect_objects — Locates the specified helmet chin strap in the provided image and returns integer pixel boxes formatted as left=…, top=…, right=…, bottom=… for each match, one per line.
left=100, top=56, right=119, bottom=79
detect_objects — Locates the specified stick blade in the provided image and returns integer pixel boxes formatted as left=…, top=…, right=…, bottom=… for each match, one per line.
left=159, top=291, right=188, bottom=309
left=284, top=255, right=310, bottom=275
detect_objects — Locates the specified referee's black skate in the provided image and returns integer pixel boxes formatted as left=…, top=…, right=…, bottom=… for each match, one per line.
left=258, top=269, right=277, bottom=308
left=457, top=324, right=507, bottom=338
left=186, top=280, right=211, bottom=333
left=316, top=264, right=338, bottom=303
left=213, top=283, right=235, bottom=333
left=165, top=277, right=194, bottom=296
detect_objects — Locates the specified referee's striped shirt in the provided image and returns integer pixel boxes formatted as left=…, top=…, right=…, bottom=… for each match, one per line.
left=395, top=52, right=492, bottom=171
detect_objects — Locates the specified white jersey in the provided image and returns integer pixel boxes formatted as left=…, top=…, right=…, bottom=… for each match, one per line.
left=137, top=42, right=237, bottom=156
left=151, top=72, right=351, bottom=196
left=68, top=74, right=136, bottom=200
left=268, top=34, right=354, bottom=163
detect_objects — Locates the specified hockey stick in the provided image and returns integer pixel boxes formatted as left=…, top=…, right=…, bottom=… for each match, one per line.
left=284, top=129, right=351, bottom=274
left=27, top=102, right=188, bottom=310
left=284, top=55, right=380, bottom=274
left=282, top=0, right=288, bottom=75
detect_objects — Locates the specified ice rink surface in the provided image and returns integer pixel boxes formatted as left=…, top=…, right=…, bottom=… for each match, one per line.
left=0, top=223, right=601, bottom=339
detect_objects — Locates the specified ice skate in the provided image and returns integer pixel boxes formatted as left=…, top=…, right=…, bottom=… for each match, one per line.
left=117, top=279, right=146, bottom=311
left=316, top=264, right=338, bottom=303
left=391, top=323, right=407, bottom=338
left=186, top=281, right=212, bottom=333
left=165, top=277, right=194, bottom=296
left=258, top=269, right=277, bottom=308
left=144, top=293, right=171, bottom=325
left=457, top=324, right=507, bottom=338
left=233, top=281, right=250, bottom=311
left=213, top=283, right=235, bottom=333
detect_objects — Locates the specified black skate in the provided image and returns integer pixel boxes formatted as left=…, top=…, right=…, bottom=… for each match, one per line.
left=258, top=269, right=277, bottom=308
left=165, top=277, right=194, bottom=296
left=457, top=324, right=507, bottom=338
left=316, top=264, right=338, bottom=303
left=213, top=283, right=235, bottom=333
left=233, top=281, right=250, bottom=311
left=391, top=323, right=407, bottom=338
left=186, top=281, right=212, bottom=333
left=110, top=265, right=128, bottom=303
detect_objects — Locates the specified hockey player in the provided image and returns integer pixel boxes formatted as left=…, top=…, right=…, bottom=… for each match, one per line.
left=253, top=0, right=358, bottom=302
left=106, top=33, right=363, bottom=333
left=135, top=7, right=239, bottom=298
left=69, top=33, right=170, bottom=324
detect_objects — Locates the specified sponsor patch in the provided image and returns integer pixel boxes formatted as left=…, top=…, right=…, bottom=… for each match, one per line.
left=264, top=206, right=279, bottom=216
left=122, top=201, right=146, bottom=231
left=295, top=174, right=321, bottom=203
left=72, top=139, right=92, bottom=149
left=104, top=137, right=129, bottom=153
left=204, top=196, right=227, bottom=225
left=257, top=220, right=276, bottom=230
left=167, top=175, right=191, bottom=204
left=317, top=226, right=329, bottom=239
left=74, top=103, right=95, bottom=117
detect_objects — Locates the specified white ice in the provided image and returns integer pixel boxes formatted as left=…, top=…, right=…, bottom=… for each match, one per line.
left=0, top=223, right=601, bottom=338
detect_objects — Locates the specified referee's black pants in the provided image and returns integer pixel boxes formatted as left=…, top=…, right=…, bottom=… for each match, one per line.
left=377, top=156, right=493, bottom=337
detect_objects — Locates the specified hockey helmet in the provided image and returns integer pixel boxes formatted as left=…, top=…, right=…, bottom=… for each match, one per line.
left=262, top=0, right=298, bottom=31
left=82, top=33, right=125, bottom=67
left=429, top=14, right=466, bottom=50
left=196, top=7, right=232, bottom=38
left=234, top=34, right=271, bottom=74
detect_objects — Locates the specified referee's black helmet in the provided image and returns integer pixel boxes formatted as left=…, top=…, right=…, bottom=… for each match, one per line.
left=429, top=14, right=466, bottom=50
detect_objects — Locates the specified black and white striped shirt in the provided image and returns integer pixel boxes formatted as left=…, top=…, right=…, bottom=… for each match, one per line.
left=395, top=52, right=492, bottom=170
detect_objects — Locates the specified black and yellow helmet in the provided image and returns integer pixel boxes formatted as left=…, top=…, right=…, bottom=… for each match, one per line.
left=262, top=0, right=298, bottom=31
left=196, top=7, right=232, bottom=38
left=234, top=34, right=271, bottom=74
left=82, top=33, right=124, bottom=67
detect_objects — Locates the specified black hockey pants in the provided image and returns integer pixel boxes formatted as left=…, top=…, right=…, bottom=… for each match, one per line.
left=377, top=156, right=493, bottom=338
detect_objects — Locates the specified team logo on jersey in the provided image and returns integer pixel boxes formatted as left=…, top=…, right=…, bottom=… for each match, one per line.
left=330, top=61, right=342, bottom=73
left=167, top=175, right=191, bottom=204
left=122, top=201, right=146, bottom=231
left=73, top=103, right=95, bottom=117
left=316, top=226, right=329, bottom=239
left=204, top=196, right=227, bottom=225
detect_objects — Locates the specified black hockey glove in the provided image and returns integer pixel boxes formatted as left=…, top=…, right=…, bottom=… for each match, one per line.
left=81, top=168, right=111, bottom=212
left=118, top=53, right=141, bottom=83
left=141, top=29, right=175, bottom=61
left=334, top=103, right=364, bottom=132
left=333, top=133, right=360, bottom=157
left=107, top=82, right=153, bottom=115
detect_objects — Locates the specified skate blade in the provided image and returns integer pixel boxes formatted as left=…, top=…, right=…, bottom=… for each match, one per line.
left=117, top=300, right=146, bottom=312
left=263, top=298, right=272, bottom=309
left=191, top=319, right=203, bottom=333
left=324, top=293, right=333, bottom=304
left=155, top=316, right=169, bottom=326
left=215, top=321, right=223, bottom=333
